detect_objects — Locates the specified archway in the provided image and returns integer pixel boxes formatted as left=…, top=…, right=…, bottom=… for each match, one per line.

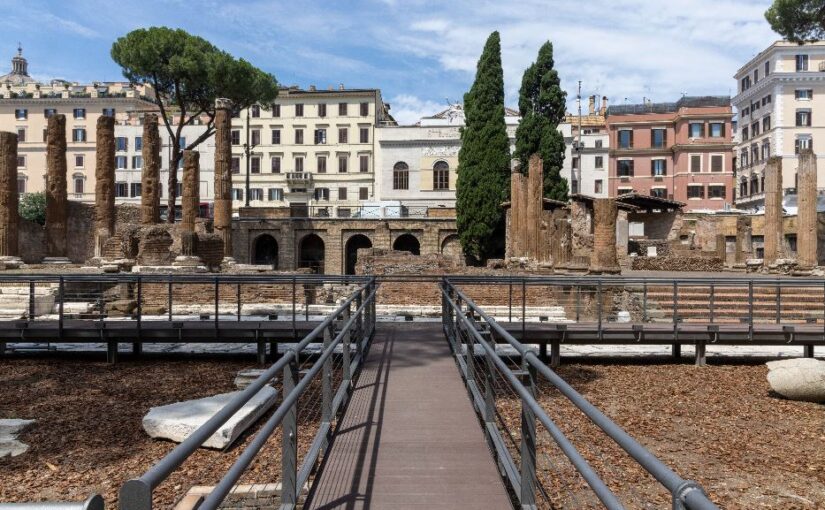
left=345, top=234, right=373, bottom=275
left=440, top=235, right=462, bottom=263
left=393, top=233, right=420, bottom=256
left=299, top=234, right=325, bottom=273
left=253, top=234, right=279, bottom=268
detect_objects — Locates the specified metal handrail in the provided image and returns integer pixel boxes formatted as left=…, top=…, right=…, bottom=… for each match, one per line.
left=0, top=495, right=104, bottom=510
left=441, top=279, right=719, bottom=510
left=119, top=279, right=376, bottom=510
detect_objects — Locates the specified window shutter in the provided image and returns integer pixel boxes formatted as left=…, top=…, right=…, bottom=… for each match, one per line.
left=650, top=160, right=655, bottom=176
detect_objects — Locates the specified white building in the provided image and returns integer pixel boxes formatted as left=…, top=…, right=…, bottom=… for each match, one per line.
left=560, top=96, right=609, bottom=197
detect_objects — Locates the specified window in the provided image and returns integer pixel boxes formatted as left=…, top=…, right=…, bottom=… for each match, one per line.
left=393, top=162, right=409, bottom=190
left=741, top=149, right=749, bottom=167
left=795, top=136, right=813, bottom=154
left=751, top=121, right=760, bottom=137
left=102, top=108, right=115, bottom=117
left=75, top=155, right=84, bottom=167
left=251, top=157, right=261, bottom=174
left=741, top=76, right=751, bottom=92
left=754, top=68, right=759, bottom=83
left=796, top=54, right=809, bottom=71
left=762, top=95, right=771, bottom=106
left=249, top=188, right=263, bottom=201
left=594, top=180, right=603, bottom=194
left=231, top=156, right=241, bottom=174
left=689, top=123, right=704, bottom=138
left=338, top=127, right=348, bottom=143
left=72, top=128, right=86, bottom=143
left=73, top=108, right=86, bottom=119
left=318, top=103, right=327, bottom=117
left=338, top=187, right=347, bottom=200
left=687, top=185, right=704, bottom=199
left=618, top=129, right=632, bottom=148
left=232, top=188, right=243, bottom=201
left=617, top=160, right=634, bottom=177
left=765, top=61, right=770, bottom=76
left=231, top=130, right=241, bottom=145
left=15, top=109, right=26, bottom=120
left=268, top=188, right=283, bottom=201
left=115, top=182, right=128, bottom=198
left=359, top=154, right=369, bottom=173
left=360, top=102, right=369, bottom=116
left=115, top=137, right=127, bottom=152
left=338, top=155, right=348, bottom=173
left=337, top=208, right=351, bottom=218
left=710, top=154, right=723, bottom=172
left=16, top=128, right=25, bottom=143
left=17, top=176, right=25, bottom=193
left=795, top=89, right=813, bottom=100
left=690, top=154, right=702, bottom=173
left=742, top=106, right=750, bottom=118
left=796, top=110, right=811, bottom=127
left=752, top=144, right=759, bottom=163
left=709, top=122, right=724, bottom=138
left=338, top=102, right=347, bottom=116
left=132, top=136, right=142, bottom=151
left=572, top=157, right=579, bottom=170
left=651, top=159, right=666, bottom=176
left=762, top=142, right=771, bottom=160
left=433, top=161, right=450, bottom=190
left=115, top=156, right=127, bottom=169
left=175, top=183, right=182, bottom=197
left=295, top=104, right=304, bottom=117
left=314, top=187, right=329, bottom=201
left=594, top=156, right=603, bottom=169
left=132, top=156, right=142, bottom=169
left=272, top=104, right=280, bottom=117
left=251, top=105, right=260, bottom=118
left=359, top=127, right=369, bottom=143
left=742, top=126, right=749, bottom=141
left=251, top=129, right=261, bottom=146
left=44, top=108, right=57, bottom=118
left=16, top=155, right=25, bottom=168
left=763, top=116, right=771, bottom=131
left=708, top=185, right=726, bottom=199
left=314, top=128, right=327, bottom=144
left=295, top=128, right=304, bottom=144
left=271, top=156, right=281, bottom=173
left=271, top=129, right=281, bottom=144
left=295, top=156, right=304, bottom=172
left=650, top=188, right=666, bottom=198
left=359, top=187, right=369, bottom=200
left=651, top=128, right=666, bottom=148
left=317, top=155, right=327, bottom=173
left=130, top=183, right=142, bottom=197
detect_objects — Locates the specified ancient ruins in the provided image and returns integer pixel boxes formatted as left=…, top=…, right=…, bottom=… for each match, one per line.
left=44, top=114, right=68, bottom=262
left=0, top=131, right=19, bottom=267
left=140, top=114, right=161, bottom=225
left=94, top=115, right=115, bottom=258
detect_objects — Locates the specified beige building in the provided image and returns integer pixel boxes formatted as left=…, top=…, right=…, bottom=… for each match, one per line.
left=231, top=86, right=395, bottom=217
left=0, top=47, right=156, bottom=201
left=734, top=41, right=825, bottom=210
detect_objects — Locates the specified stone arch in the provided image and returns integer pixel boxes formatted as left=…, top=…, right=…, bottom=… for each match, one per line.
left=298, top=233, right=325, bottom=273
left=344, top=234, right=373, bottom=275
left=393, top=233, right=420, bottom=255
left=253, top=234, right=279, bottom=268
left=440, top=234, right=462, bottom=262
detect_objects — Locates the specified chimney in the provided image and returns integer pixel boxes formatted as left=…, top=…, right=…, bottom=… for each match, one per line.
left=309, top=84, right=316, bottom=91
left=600, top=96, right=608, bottom=115
left=588, top=95, right=596, bottom=115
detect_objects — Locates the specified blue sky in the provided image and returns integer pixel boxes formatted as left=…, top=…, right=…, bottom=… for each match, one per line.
left=0, top=0, right=777, bottom=124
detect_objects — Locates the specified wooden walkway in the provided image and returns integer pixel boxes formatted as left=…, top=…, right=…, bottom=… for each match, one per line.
left=305, top=323, right=511, bottom=509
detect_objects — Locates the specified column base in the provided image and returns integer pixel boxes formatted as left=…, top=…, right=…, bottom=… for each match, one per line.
left=173, top=255, right=204, bottom=267
left=0, top=256, right=24, bottom=270
left=41, top=257, right=72, bottom=265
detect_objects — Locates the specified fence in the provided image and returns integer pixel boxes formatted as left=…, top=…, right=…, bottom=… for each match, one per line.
left=119, top=278, right=377, bottom=510
left=441, top=278, right=719, bottom=509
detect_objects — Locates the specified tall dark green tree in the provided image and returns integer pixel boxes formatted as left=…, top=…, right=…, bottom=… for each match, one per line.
left=514, top=41, right=568, bottom=201
left=456, top=32, right=512, bottom=263
left=765, top=0, right=825, bottom=41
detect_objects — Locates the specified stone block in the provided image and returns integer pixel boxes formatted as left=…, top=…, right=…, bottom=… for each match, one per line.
left=0, top=418, right=35, bottom=458
left=766, top=358, right=825, bottom=403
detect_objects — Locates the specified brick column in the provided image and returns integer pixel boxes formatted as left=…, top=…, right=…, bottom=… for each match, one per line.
left=796, top=149, right=817, bottom=268
left=735, top=216, right=752, bottom=263
left=179, top=150, right=200, bottom=258
left=45, top=114, right=68, bottom=259
left=589, top=198, right=620, bottom=274
left=94, top=115, right=115, bottom=257
left=763, top=157, right=783, bottom=265
left=508, top=170, right=520, bottom=258
left=214, top=100, right=233, bottom=258
left=141, top=113, right=161, bottom=225
left=0, top=131, right=20, bottom=261
left=526, top=154, right=543, bottom=260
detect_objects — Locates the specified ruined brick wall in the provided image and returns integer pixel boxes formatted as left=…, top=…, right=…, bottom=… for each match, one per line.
left=137, top=226, right=174, bottom=265
left=18, top=219, right=45, bottom=263
left=631, top=255, right=724, bottom=272
left=197, top=233, right=224, bottom=268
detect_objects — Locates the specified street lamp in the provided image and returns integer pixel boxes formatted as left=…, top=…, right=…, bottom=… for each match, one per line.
left=244, top=106, right=259, bottom=207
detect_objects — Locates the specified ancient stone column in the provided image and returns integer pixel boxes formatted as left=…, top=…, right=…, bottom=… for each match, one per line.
left=735, top=216, right=753, bottom=263
left=141, top=114, right=161, bottom=225
left=94, top=115, right=115, bottom=258
left=179, top=150, right=200, bottom=257
left=45, top=114, right=68, bottom=259
left=526, top=154, right=543, bottom=260
left=214, top=100, right=233, bottom=259
left=0, top=131, right=20, bottom=260
left=510, top=170, right=523, bottom=257
left=589, top=198, right=620, bottom=274
left=796, top=149, right=817, bottom=268
left=763, top=157, right=783, bottom=265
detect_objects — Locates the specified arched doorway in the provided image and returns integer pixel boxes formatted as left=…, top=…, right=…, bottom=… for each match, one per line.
left=345, top=234, right=373, bottom=275
left=393, top=233, right=420, bottom=255
left=299, top=234, right=325, bottom=273
left=253, top=234, right=278, bottom=268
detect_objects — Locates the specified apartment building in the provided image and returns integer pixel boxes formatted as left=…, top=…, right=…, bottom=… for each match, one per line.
left=375, top=104, right=518, bottom=212
left=606, top=96, right=734, bottom=211
left=561, top=95, right=609, bottom=197
left=231, top=86, right=394, bottom=217
left=733, top=41, right=825, bottom=210
left=0, top=47, right=156, bottom=202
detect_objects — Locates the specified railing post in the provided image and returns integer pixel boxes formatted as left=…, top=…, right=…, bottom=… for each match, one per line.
left=709, top=283, right=715, bottom=323
left=28, top=280, right=35, bottom=319
left=58, top=276, right=64, bottom=339
left=508, top=280, right=513, bottom=323
left=575, top=285, right=581, bottom=323
left=167, top=274, right=173, bottom=321
left=521, top=279, right=526, bottom=341
left=642, top=281, right=648, bottom=323
left=237, top=283, right=242, bottom=322
left=482, top=327, right=497, bottom=427
left=292, top=277, right=297, bottom=341
left=748, top=280, right=754, bottom=341
left=355, top=290, right=364, bottom=345
left=322, top=324, right=333, bottom=425
left=342, top=307, right=352, bottom=384
left=135, top=276, right=143, bottom=354
left=214, top=277, right=219, bottom=329
left=597, top=280, right=603, bottom=340
left=281, top=358, right=299, bottom=509
left=519, top=363, right=537, bottom=509
left=775, top=282, right=781, bottom=324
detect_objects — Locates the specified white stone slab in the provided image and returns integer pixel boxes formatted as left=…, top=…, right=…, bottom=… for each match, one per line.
left=0, top=419, right=35, bottom=458
left=142, top=386, right=278, bottom=449
left=766, top=358, right=825, bottom=403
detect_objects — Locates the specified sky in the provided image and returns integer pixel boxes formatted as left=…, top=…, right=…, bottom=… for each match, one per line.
left=0, top=0, right=778, bottom=125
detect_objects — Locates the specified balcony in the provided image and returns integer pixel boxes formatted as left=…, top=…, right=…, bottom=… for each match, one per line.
left=286, top=172, right=312, bottom=189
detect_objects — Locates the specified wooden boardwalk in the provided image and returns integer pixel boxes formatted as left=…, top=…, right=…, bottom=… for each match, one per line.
left=305, top=323, right=511, bottom=510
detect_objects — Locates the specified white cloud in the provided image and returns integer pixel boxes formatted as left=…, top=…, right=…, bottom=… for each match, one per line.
left=389, top=94, right=449, bottom=125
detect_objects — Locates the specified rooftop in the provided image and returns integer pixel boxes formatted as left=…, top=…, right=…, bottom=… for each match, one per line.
left=606, top=96, right=731, bottom=116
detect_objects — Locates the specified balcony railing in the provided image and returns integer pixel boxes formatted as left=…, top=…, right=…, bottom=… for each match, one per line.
left=286, top=172, right=313, bottom=184
left=287, top=205, right=435, bottom=219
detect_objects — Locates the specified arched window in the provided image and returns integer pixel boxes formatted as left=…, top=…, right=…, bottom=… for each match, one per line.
left=73, top=174, right=84, bottom=196
left=393, top=162, right=409, bottom=190
left=433, top=161, right=449, bottom=190
left=250, top=104, right=261, bottom=118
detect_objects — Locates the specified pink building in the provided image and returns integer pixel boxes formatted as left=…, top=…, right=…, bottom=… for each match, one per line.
left=606, top=97, right=735, bottom=211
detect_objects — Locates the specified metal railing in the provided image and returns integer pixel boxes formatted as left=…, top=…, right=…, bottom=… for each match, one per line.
left=441, top=279, right=719, bottom=509
left=119, top=278, right=377, bottom=510
left=0, top=495, right=104, bottom=510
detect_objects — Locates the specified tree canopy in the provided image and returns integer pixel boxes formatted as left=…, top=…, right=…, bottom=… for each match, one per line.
left=19, top=192, right=46, bottom=225
left=111, top=27, right=279, bottom=221
left=456, top=31, right=512, bottom=263
left=514, top=41, right=568, bottom=201
left=765, top=0, right=825, bottom=42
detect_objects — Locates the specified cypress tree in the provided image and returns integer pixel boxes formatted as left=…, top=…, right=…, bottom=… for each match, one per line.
left=514, top=41, right=568, bottom=200
left=456, top=32, right=512, bottom=262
